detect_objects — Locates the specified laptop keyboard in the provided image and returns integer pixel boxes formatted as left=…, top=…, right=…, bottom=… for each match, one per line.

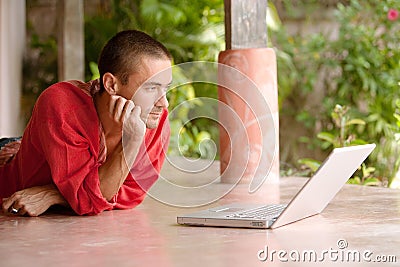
left=226, top=204, right=287, bottom=220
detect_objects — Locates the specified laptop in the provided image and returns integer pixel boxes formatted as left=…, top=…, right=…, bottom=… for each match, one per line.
left=177, top=144, right=376, bottom=229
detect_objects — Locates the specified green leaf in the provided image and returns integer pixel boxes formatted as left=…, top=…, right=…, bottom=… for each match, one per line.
left=347, top=177, right=361, bottom=184
left=363, top=177, right=381, bottom=186
left=362, top=164, right=376, bottom=175
left=317, top=132, right=335, bottom=143
left=267, top=2, right=282, bottom=31
left=345, top=119, right=366, bottom=126
left=349, top=139, right=368, bottom=145
left=89, top=62, right=100, bottom=80
left=298, top=158, right=321, bottom=172
left=321, top=141, right=333, bottom=150
left=195, top=131, right=211, bottom=143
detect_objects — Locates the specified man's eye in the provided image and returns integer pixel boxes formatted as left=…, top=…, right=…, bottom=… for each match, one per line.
left=146, top=86, right=157, bottom=91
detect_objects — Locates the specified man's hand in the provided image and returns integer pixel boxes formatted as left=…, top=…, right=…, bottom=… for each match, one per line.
left=0, top=140, right=21, bottom=166
left=2, top=184, right=67, bottom=216
left=98, top=95, right=146, bottom=201
left=109, top=95, right=146, bottom=142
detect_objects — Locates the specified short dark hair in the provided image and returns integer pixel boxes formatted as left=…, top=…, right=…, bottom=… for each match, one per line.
left=98, top=30, right=172, bottom=92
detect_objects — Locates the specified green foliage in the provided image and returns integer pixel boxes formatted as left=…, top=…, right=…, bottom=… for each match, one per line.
left=390, top=100, right=400, bottom=188
left=348, top=164, right=381, bottom=186
left=318, top=105, right=367, bottom=149
left=273, top=0, right=400, bottom=184
left=298, top=105, right=381, bottom=186
left=167, top=66, right=217, bottom=159
left=22, top=31, right=58, bottom=122
left=85, top=0, right=225, bottom=159
left=323, top=0, right=400, bottom=184
left=89, top=62, right=100, bottom=80
left=393, top=99, right=400, bottom=177
left=84, top=0, right=225, bottom=72
left=297, top=158, right=321, bottom=176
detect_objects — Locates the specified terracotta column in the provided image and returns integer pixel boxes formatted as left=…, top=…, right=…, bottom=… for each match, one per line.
left=219, top=0, right=279, bottom=190
left=218, top=49, right=279, bottom=188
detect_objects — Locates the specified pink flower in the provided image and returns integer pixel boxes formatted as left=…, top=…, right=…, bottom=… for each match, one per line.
left=387, top=9, right=399, bottom=21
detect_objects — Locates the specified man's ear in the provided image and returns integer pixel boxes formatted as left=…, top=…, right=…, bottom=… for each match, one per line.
left=102, top=73, right=118, bottom=95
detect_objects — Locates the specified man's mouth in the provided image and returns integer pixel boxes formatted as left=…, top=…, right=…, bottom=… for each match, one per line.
left=149, top=108, right=163, bottom=116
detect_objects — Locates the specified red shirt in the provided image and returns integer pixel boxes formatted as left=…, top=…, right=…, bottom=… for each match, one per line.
left=0, top=81, right=170, bottom=215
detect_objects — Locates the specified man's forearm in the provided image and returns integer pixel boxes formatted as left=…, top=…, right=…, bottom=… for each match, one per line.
left=98, top=140, right=141, bottom=201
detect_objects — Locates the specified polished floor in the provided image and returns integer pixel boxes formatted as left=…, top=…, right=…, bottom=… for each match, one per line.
left=1, top=159, right=399, bottom=267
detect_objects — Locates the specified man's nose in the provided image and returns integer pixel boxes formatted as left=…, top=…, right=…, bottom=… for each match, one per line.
left=156, top=93, right=169, bottom=108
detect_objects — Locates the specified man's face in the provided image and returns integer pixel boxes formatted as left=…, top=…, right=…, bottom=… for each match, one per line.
left=117, top=57, right=172, bottom=129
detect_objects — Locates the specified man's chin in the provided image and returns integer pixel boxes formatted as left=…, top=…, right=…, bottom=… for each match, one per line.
left=145, top=119, right=159, bottom=129
left=143, top=113, right=161, bottom=129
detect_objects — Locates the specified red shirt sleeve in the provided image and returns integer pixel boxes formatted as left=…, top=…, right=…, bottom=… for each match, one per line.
left=113, top=109, right=170, bottom=209
left=33, top=83, right=113, bottom=215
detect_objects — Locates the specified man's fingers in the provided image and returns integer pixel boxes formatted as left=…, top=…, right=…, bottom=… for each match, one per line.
left=2, top=196, right=13, bottom=213
left=110, top=96, right=134, bottom=122
left=10, top=199, right=23, bottom=212
left=10, top=199, right=23, bottom=215
left=109, top=95, right=118, bottom=114
left=110, top=95, right=126, bottom=118
left=113, top=97, right=126, bottom=121
left=1, top=198, right=8, bottom=214
left=131, top=106, right=142, bottom=118
left=2, top=195, right=23, bottom=215
left=122, top=100, right=135, bottom=120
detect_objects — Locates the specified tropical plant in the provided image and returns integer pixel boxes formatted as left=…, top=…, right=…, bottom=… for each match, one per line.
left=298, top=105, right=381, bottom=186
left=390, top=99, right=400, bottom=188
left=22, top=32, right=58, bottom=123
left=316, top=105, right=367, bottom=149
left=271, top=0, right=400, bottom=185
left=327, top=0, right=400, bottom=184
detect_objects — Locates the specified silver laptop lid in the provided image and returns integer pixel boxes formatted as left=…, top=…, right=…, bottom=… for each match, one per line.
left=271, top=144, right=376, bottom=228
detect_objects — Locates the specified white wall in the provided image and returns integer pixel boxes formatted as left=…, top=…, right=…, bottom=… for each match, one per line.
left=0, top=0, right=25, bottom=137
left=57, top=0, right=84, bottom=81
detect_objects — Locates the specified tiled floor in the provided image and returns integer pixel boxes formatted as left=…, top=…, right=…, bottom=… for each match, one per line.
left=1, top=160, right=399, bottom=266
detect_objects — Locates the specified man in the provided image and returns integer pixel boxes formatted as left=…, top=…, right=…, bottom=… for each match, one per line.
left=0, top=30, right=172, bottom=216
